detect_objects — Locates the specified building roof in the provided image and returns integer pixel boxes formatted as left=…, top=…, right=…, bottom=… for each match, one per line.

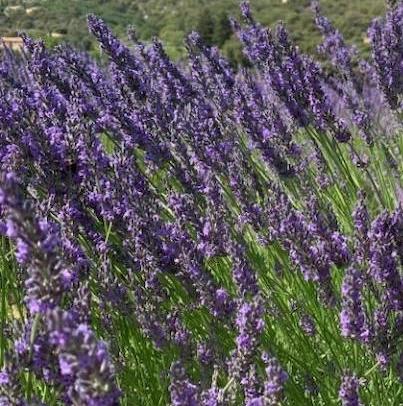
left=1, top=37, right=24, bottom=43
left=1, top=37, right=24, bottom=51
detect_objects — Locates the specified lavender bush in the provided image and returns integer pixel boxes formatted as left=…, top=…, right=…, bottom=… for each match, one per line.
left=0, top=1, right=402, bottom=405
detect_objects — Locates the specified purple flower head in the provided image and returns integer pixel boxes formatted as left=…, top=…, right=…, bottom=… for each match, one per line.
left=312, top=0, right=355, bottom=75
left=235, top=297, right=265, bottom=356
left=241, top=364, right=262, bottom=402
left=240, top=1, right=254, bottom=23
left=47, top=309, right=120, bottom=405
left=329, top=231, right=351, bottom=266
left=340, top=267, right=371, bottom=343
left=5, top=219, right=17, bottom=238
left=197, top=342, right=214, bottom=366
left=299, top=314, right=316, bottom=337
left=375, top=351, right=389, bottom=372
left=368, top=3, right=403, bottom=110
left=369, top=211, right=403, bottom=311
left=246, top=397, right=264, bottom=406
left=353, top=192, right=370, bottom=239
left=261, top=353, right=288, bottom=405
left=339, top=374, right=363, bottom=406
left=15, top=239, right=30, bottom=264
left=167, top=312, right=191, bottom=347
left=169, top=361, right=200, bottom=406
left=201, top=387, right=223, bottom=406
left=230, top=243, right=259, bottom=295
left=0, top=371, right=9, bottom=385
left=87, top=14, right=148, bottom=100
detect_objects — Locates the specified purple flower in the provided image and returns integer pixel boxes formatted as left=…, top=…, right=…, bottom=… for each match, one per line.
left=87, top=15, right=147, bottom=100
left=369, top=211, right=403, bottom=311
left=368, top=3, right=403, bottom=110
left=0, top=371, right=9, bottom=385
left=262, top=353, right=288, bottom=405
left=197, top=342, right=214, bottom=366
left=340, top=267, right=371, bottom=343
left=339, top=374, right=363, bottom=406
left=312, top=0, right=356, bottom=76
left=241, top=365, right=262, bottom=403
left=15, top=239, right=30, bottom=264
left=201, top=388, right=223, bottom=406
left=47, top=309, right=120, bottom=405
left=235, top=298, right=265, bottom=356
left=353, top=193, right=370, bottom=239
left=246, top=397, right=264, bottom=406
left=169, top=362, right=200, bottom=406
left=299, top=314, right=317, bottom=337
left=240, top=1, right=253, bottom=23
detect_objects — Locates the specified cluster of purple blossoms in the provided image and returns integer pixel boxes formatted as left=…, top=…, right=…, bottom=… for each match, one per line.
left=368, top=2, right=403, bottom=111
left=0, top=174, right=120, bottom=405
left=0, top=0, right=401, bottom=404
left=245, top=353, right=288, bottom=406
left=340, top=267, right=371, bottom=343
left=339, top=374, right=364, bottom=406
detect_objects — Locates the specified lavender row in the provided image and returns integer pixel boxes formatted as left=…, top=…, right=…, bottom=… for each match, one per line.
left=0, top=1, right=402, bottom=405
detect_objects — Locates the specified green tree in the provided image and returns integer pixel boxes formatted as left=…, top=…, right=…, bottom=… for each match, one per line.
left=212, top=10, right=232, bottom=47
left=195, top=7, right=215, bottom=45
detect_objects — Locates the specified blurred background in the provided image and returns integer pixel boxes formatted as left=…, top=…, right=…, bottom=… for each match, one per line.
left=0, top=0, right=386, bottom=63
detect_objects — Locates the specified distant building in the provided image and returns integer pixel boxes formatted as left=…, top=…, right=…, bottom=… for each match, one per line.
left=4, top=5, right=24, bottom=16
left=26, top=7, right=41, bottom=16
left=1, top=37, right=24, bottom=51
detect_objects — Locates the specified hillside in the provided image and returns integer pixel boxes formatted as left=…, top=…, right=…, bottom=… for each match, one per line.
left=0, top=0, right=386, bottom=62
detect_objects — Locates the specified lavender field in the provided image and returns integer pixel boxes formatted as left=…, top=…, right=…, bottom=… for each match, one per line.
left=0, top=1, right=402, bottom=405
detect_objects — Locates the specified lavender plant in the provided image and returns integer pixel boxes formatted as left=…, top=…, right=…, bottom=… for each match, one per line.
left=0, top=1, right=402, bottom=405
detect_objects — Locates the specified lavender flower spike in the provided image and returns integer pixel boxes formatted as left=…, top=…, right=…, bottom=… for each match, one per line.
left=340, top=267, right=371, bottom=343
left=339, top=374, right=363, bottom=406
left=262, top=352, right=288, bottom=405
